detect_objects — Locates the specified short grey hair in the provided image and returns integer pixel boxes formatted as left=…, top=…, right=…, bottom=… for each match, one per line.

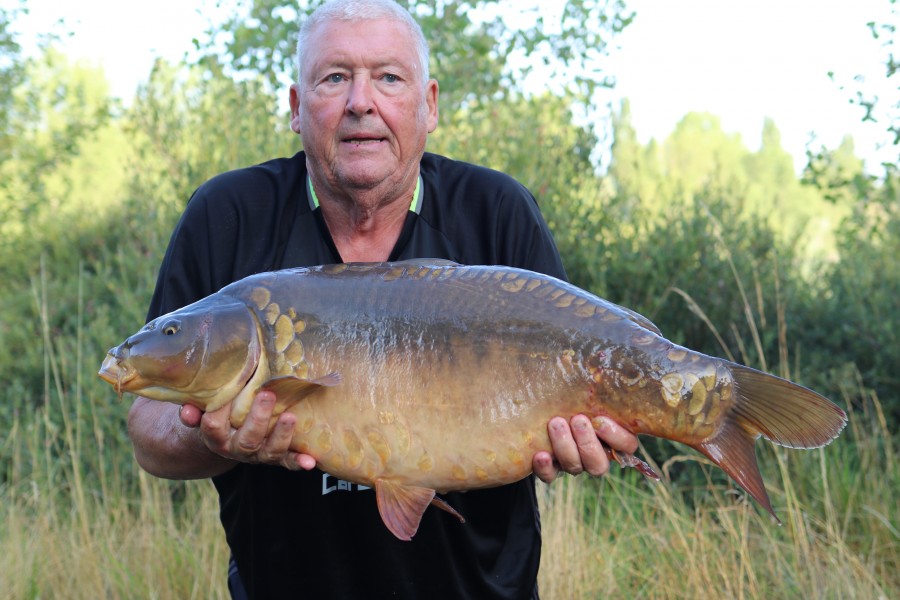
left=296, top=0, right=431, bottom=86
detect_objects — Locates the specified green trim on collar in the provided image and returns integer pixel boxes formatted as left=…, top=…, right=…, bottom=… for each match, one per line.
left=307, top=175, right=320, bottom=209
left=306, top=175, right=423, bottom=213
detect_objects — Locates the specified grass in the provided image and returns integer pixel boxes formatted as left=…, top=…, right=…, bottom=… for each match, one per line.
left=2, top=385, right=895, bottom=599
left=537, top=385, right=898, bottom=598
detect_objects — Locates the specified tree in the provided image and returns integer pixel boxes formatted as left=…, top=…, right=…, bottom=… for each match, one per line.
left=199, top=0, right=633, bottom=114
left=0, top=46, right=114, bottom=247
left=831, top=0, right=899, bottom=168
left=0, top=4, right=24, bottom=158
left=608, top=99, right=665, bottom=213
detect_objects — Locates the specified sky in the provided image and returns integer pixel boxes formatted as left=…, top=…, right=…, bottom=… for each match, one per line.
left=12, top=0, right=898, bottom=172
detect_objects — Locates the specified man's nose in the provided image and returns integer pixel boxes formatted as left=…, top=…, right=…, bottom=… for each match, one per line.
left=346, top=76, right=375, bottom=116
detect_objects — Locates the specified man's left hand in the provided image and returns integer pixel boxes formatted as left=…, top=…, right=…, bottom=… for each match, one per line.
left=532, top=414, right=638, bottom=482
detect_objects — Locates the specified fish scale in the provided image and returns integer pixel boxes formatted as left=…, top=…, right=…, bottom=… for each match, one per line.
left=100, top=259, right=847, bottom=541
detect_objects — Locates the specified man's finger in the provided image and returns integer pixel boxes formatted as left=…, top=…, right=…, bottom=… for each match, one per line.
left=592, top=416, right=639, bottom=454
left=230, top=391, right=277, bottom=457
left=546, top=416, right=583, bottom=475
left=179, top=403, right=204, bottom=428
left=257, top=412, right=296, bottom=466
left=199, top=401, right=235, bottom=452
left=570, top=414, right=610, bottom=477
left=532, top=451, right=559, bottom=483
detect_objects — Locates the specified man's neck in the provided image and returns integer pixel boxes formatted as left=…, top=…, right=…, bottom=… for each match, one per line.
left=314, top=180, right=416, bottom=263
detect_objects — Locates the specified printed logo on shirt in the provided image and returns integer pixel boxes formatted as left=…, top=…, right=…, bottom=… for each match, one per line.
left=321, top=472, right=371, bottom=495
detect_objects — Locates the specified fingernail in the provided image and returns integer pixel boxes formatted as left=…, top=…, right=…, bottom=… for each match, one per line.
left=592, top=416, right=607, bottom=431
left=573, top=416, right=588, bottom=431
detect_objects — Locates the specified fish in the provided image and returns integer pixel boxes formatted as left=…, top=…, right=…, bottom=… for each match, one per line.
left=99, top=260, right=847, bottom=540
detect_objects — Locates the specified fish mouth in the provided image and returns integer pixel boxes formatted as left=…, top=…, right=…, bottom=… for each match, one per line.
left=98, top=352, right=137, bottom=396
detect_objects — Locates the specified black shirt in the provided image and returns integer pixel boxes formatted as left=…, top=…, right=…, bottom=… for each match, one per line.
left=148, top=151, right=567, bottom=599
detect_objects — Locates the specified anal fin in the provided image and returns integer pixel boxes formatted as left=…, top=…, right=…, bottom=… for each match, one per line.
left=374, top=479, right=436, bottom=541
left=607, top=448, right=660, bottom=481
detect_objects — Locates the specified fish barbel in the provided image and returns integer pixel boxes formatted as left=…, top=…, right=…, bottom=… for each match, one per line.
left=99, top=260, right=847, bottom=540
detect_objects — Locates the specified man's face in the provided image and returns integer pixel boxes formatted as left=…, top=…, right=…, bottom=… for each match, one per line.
left=291, top=18, right=438, bottom=195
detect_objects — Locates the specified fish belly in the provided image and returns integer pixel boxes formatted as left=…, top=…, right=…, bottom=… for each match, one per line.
left=284, top=332, right=594, bottom=492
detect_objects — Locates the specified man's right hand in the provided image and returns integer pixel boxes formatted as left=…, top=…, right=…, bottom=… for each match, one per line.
left=128, top=391, right=316, bottom=480
left=180, top=391, right=317, bottom=471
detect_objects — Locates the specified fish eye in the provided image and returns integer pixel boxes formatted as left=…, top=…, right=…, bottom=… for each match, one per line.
left=162, top=320, right=181, bottom=336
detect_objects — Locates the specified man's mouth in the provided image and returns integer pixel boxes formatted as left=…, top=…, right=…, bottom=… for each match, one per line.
left=343, top=136, right=386, bottom=146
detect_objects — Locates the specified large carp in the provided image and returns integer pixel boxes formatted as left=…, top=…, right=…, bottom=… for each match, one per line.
left=100, top=260, right=846, bottom=540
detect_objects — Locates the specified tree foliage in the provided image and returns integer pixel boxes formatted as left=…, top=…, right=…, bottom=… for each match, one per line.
left=0, top=3, right=25, bottom=163
left=831, top=0, right=899, bottom=168
left=204, top=0, right=632, bottom=112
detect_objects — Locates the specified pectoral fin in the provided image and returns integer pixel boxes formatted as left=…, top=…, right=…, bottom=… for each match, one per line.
left=374, top=479, right=438, bottom=541
left=259, top=372, right=342, bottom=414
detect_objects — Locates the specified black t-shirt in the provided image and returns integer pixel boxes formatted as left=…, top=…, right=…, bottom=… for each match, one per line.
left=148, top=151, right=567, bottom=599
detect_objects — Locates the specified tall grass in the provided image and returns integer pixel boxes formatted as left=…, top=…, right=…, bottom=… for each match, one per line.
left=537, top=381, right=897, bottom=599
left=1, top=265, right=229, bottom=599
left=1, top=267, right=897, bottom=599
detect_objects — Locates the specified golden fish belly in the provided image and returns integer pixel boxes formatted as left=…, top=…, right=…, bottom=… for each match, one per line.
left=282, top=332, right=592, bottom=492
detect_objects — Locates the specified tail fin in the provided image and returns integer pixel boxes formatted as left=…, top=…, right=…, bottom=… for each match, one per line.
left=693, top=364, right=847, bottom=520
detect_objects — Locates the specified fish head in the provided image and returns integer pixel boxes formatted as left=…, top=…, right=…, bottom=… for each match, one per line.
left=99, top=297, right=262, bottom=410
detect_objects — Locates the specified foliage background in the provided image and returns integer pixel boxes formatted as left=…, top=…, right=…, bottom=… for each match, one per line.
left=0, top=0, right=897, bottom=597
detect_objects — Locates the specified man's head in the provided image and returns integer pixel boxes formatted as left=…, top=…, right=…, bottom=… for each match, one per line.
left=289, top=0, right=439, bottom=201
left=296, top=0, right=430, bottom=87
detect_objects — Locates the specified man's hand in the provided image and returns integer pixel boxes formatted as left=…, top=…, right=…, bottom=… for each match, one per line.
left=532, top=414, right=638, bottom=483
left=180, top=391, right=317, bottom=471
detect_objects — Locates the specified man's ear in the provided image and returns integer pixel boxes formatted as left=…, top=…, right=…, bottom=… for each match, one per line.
left=289, top=83, right=302, bottom=134
left=425, top=79, right=439, bottom=133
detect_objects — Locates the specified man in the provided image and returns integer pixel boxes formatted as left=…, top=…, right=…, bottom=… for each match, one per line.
left=128, top=1, right=638, bottom=598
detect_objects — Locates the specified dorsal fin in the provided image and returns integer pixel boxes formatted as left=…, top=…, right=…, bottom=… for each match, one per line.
left=597, top=298, right=662, bottom=335
left=390, top=258, right=461, bottom=268
left=618, top=304, right=663, bottom=336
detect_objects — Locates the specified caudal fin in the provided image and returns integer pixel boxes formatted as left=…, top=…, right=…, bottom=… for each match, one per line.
left=693, top=364, right=847, bottom=520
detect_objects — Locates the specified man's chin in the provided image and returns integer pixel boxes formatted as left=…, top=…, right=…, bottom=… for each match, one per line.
left=333, top=162, right=400, bottom=191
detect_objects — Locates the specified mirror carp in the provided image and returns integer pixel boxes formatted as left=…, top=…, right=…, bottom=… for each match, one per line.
left=99, top=260, right=847, bottom=540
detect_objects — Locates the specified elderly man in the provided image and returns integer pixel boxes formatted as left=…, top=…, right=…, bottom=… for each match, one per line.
left=128, top=0, right=638, bottom=598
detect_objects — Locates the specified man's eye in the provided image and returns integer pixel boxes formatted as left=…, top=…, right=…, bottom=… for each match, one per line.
left=326, top=73, right=345, bottom=84
left=383, top=73, right=399, bottom=83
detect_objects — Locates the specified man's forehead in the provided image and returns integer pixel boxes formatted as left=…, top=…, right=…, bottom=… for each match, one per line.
left=307, top=17, right=414, bottom=53
left=303, top=18, right=419, bottom=72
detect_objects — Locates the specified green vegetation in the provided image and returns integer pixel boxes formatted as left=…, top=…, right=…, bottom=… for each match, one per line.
left=1, top=1, right=897, bottom=597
